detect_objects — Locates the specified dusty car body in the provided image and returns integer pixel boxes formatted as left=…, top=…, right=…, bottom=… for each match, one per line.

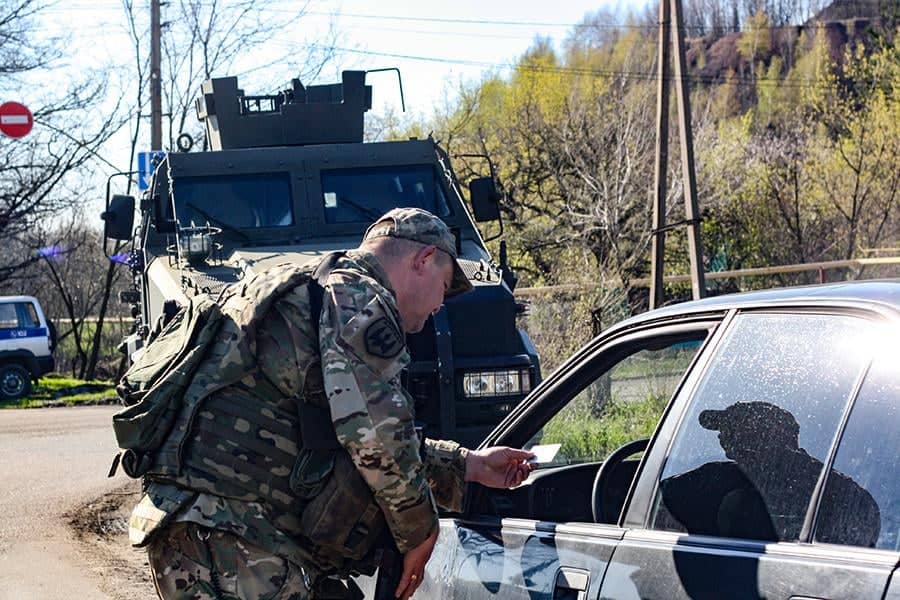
left=413, top=280, right=900, bottom=599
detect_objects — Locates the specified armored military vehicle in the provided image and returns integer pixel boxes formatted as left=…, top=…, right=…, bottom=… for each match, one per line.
left=102, top=71, right=540, bottom=447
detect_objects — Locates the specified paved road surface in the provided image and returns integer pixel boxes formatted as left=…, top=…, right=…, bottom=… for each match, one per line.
left=0, top=406, right=152, bottom=600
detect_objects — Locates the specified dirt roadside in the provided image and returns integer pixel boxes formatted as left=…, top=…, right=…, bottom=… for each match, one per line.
left=0, top=406, right=157, bottom=599
left=65, top=480, right=157, bottom=600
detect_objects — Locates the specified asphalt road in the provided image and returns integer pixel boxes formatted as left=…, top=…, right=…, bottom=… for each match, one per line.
left=0, top=406, right=153, bottom=600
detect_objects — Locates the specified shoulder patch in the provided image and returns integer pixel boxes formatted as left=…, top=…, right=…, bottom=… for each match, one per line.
left=365, top=317, right=403, bottom=358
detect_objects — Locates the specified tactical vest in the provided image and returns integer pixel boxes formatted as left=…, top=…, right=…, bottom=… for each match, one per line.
left=119, top=255, right=386, bottom=566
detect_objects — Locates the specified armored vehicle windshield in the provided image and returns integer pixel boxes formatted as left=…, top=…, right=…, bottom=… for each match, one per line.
left=171, top=164, right=453, bottom=234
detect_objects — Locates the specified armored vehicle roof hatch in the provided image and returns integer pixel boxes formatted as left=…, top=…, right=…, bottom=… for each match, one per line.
left=196, top=71, right=373, bottom=150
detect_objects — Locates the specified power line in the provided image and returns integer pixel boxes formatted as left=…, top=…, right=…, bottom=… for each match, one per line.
left=291, top=43, right=833, bottom=90
left=303, top=10, right=583, bottom=29
left=43, top=2, right=874, bottom=33
left=340, top=23, right=541, bottom=42
left=37, top=3, right=888, bottom=37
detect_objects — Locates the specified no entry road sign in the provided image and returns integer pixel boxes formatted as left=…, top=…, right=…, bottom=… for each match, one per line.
left=0, top=102, right=34, bottom=138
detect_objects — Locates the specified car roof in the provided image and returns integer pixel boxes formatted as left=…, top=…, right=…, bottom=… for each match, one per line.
left=0, top=296, right=40, bottom=304
left=612, top=279, right=900, bottom=332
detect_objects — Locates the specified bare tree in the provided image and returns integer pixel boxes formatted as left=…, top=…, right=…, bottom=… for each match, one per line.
left=28, top=217, right=129, bottom=379
left=0, top=0, right=59, bottom=75
left=0, top=0, right=123, bottom=287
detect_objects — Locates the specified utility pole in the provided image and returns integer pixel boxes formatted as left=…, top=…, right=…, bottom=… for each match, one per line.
left=649, top=0, right=707, bottom=309
left=671, top=0, right=706, bottom=302
left=650, top=0, right=671, bottom=310
left=150, top=0, right=162, bottom=151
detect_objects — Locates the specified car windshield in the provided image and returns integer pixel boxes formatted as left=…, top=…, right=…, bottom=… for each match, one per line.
left=172, top=172, right=293, bottom=230
left=321, top=165, right=452, bottom=223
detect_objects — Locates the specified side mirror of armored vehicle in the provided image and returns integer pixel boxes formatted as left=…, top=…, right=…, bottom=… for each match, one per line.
left=101, top=194, right=136, bottom=241
left=469, top=177, right=501, bottom=223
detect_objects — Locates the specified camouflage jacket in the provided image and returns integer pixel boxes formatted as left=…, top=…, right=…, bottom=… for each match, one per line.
left=320, top=251, right=466, bottom=553
left=130, top=251, right=468, bottom=566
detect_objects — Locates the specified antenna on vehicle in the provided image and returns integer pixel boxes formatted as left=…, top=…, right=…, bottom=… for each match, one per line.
left=365, top=68, right=405, bottom=112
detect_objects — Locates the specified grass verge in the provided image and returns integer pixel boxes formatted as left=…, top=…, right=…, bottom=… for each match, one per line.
left=1, top=373, right=118, bottom=409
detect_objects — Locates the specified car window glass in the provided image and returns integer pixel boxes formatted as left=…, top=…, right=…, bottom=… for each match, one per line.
left=19, top=303, right=39, bottom=328
left=650, top=312, right=875, bottom=543
left=525, top=338, right=704, bottom=467
left=815, top=349, right=900, bottom=550
left=0, top=304, right=18, bottom=328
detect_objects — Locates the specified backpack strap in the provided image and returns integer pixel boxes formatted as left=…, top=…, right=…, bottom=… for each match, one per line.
left=309, top=251, right=345, bottom=342
left=299, top=252, right=346, bottom=451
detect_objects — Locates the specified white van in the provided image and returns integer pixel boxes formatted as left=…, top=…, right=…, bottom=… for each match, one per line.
left=0, top=296, right=55, bottom=400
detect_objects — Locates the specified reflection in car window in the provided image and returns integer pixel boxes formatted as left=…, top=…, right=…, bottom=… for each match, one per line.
left=321, top=165, right=452, bottom=223
left=525, top=338, right=704, bottom=467
left=173, top=173, right=293, bottom=229
left=651, top=313, right=876, bottom=543
left=816, top=351, right=899, bottom=550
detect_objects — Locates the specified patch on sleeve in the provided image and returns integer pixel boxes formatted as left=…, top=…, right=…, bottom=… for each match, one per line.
left=338, top=295, right=408, bottom=380
left=365, top=317, right=404, bottom=358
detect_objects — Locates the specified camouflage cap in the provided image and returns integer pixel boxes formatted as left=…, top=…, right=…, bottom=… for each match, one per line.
left=364, top=207, right=473, bottom=297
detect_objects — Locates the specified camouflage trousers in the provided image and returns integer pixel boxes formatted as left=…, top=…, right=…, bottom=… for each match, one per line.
left=148, top=523, right=359, bottom=600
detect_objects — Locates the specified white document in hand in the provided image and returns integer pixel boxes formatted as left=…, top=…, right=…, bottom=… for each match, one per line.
left=527, top=443, right=561, bottom=464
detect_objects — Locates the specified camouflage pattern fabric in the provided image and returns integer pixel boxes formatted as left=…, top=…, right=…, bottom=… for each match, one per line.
left=141, top=484, right=324, bottom=574
left=422, top=439, right=468, bottom=513
left=148, top=522, right=315, bottom=600
left=130, top=248, right=470, bottom=587
left=320, top=250, right=441, bottom=553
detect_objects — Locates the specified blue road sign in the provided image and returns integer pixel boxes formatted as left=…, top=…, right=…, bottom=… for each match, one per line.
left=137, top=151, right=167, bottom=191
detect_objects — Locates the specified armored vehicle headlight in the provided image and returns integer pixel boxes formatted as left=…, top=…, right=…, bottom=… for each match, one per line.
left=462, top=369, right=532, bottom=398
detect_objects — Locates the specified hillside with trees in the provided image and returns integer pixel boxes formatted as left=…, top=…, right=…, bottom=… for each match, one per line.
left=384, top=0, right=898, bottom=367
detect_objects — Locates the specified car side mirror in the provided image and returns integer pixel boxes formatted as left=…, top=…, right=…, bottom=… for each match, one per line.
left=101, top=194, right=136, bottom=241
left=469, top=177, right=501, bottom=223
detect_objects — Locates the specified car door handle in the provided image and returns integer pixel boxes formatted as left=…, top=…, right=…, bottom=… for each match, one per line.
left=554, top=567, right=589, bottom=600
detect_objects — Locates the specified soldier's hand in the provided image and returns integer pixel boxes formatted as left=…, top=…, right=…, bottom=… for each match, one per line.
left=395, top=525, right=438, bottom=599
left=465, top=446, right=535, bottom=488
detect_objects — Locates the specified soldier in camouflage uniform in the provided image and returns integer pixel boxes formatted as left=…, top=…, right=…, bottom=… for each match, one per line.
left=131, top=208, right=534, bottom=600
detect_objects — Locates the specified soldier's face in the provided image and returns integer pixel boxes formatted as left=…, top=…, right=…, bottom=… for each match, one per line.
left=398, top=246, right=453, bottom=333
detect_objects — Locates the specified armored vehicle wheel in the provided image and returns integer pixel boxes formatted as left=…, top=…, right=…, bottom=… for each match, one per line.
left=0, top=363, right=32, bottom=401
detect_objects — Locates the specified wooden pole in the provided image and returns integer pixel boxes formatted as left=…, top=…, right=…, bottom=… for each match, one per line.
left=650, top=0, right=672, bottom=310
left=670, top=0, right=706, bottom=299
left=150, top=0, right=162, bottom=151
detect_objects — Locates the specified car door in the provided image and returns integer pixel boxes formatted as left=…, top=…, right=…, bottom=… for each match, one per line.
left=601, top=309, right=900, bottom=600
left=418, top=316, right=720, bottom=599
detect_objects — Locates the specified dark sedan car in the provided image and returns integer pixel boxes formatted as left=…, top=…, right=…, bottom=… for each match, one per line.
left=418, top=280, right=900, bottom=599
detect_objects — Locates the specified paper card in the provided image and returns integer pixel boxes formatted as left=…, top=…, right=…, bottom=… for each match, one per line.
left=527, top=443, right=561, bottom=464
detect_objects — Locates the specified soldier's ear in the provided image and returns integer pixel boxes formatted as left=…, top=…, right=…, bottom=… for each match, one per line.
left=413, top=245, right=438, bottom=272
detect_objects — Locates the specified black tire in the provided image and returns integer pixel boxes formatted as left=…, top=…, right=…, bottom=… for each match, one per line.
left=0, top=363, right=32, bottom=401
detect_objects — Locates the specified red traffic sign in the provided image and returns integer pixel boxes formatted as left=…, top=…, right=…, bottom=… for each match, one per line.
left=0, top=102, right=34, bottom=138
